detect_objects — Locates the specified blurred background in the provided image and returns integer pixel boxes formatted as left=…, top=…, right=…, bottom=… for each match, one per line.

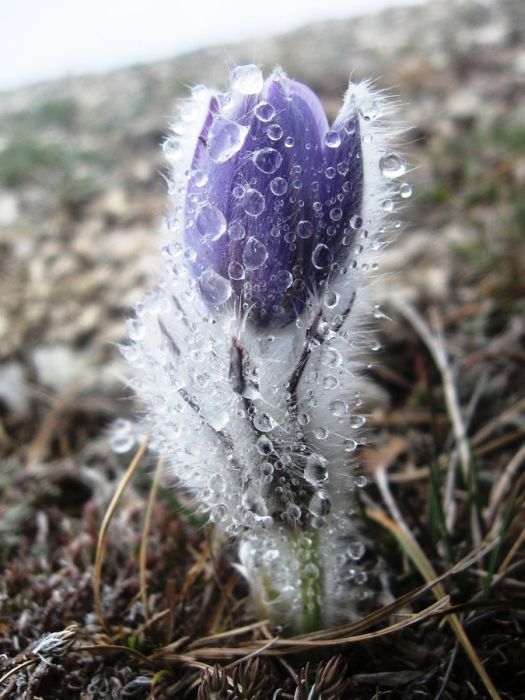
left=1, top=0, right=524, bottom=696
left=1, top=0, right=523, bottom=407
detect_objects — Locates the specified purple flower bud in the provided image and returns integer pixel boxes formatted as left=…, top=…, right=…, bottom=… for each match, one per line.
left=125, top=66, right=408, bottom=632
left=181, top=67, right=363, bottom=327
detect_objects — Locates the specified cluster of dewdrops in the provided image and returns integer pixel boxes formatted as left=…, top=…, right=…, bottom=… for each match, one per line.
left=117, top=65, right=411, bottom=610
left=161, top=64, right=410, bottom=318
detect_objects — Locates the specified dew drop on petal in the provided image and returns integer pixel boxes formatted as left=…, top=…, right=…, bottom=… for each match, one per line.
left=399, top=182, right=413, bottom=198
left=195, top=203, right=226, bottom=241
left=379, top=152, right=407, bottom=178
left=270, top=176, right=288, bottom=196
left=199, top=268, right=232, bottom=305
left=330, top=400, right=347, bottom=417
left=253, top=412, right=275, bottom=432
left=242, top=188, right=265, bottom=217
left=325, top=130, right=341, bottom=148
left=228, top=221, right=246, bottom=240
left=309, top=490, right=331, bottom=516
left=312, top=243, right=333, bottom=270
left=313, top=426, right=328, bottom=440
left=190, top=169, right=208, bottom=187
left=274, top=269, right=293, bottom=290
left=254, top=101, right=276, bottom=122
left=350, top=215, right=362, bottom=230
left=267, top=123, right=283, bottom=141
left=208, top=117, right=249, bottom=164
left=284, top=136, right=294, bottom=148
left=253, top=147, right=282, bottom=174
left=230, top=64, right=263, bottom=94
left=344, top=438, right=357, bottom=452
left=243, top=236, right=268, bottom=270
left=329, top=206, right=343, bottom=222
left=296, top=220, right=314, bottom=239
left=256, top=435, right=274, bottom=455
left=350, top=414, right=366, bottom=429
left=324, top=290, right=339, bottom=308
left=323, top=375, right=339, bottom=389
left=305, top=453, right=328, bottom=485
left=228, top=261, right=245, bottom=280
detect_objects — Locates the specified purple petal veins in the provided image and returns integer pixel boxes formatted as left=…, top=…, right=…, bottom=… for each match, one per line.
left=183, top=68, right=363, bottom=327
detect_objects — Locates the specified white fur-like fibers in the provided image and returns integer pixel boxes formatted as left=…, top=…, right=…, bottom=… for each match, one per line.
left=123, top=71, right=406, bottom=630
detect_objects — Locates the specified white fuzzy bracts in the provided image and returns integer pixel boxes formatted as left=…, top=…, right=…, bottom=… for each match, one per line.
left=122, top=66, right=407, bottom=631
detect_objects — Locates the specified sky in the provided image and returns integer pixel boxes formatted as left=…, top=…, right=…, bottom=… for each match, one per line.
left=0, top=0, right=424, bottom=91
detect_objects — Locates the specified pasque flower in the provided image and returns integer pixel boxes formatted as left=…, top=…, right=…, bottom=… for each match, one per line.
left=123, top=65, right=407, bottom=632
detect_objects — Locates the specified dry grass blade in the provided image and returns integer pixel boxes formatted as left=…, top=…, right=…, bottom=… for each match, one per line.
left=139, top=455, right=164, bottom=620
left=0, top=659, right=36, bottom=689
left=392, top=298, right=477, bottom=539
left=485, top=442, right=525, bottom=523
left=93, top=437, right=149, bottom=635
left=369, top=505, right=501, bottom=700
left=168, top=597, right=450, bottom=660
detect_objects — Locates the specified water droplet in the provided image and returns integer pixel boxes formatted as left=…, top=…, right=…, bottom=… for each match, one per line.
left=267, top=123, right=283, bottom=141
left=274, top=269, right=293, bottom=290
left=254, top=101, right=275, bottom=122
left=348, top=541, right=366, bottom=561
left=228, top=261, right=245, bottom=280
left=199, top=268, right=232, bottom=305
left=190, top=169, right=208, bottom=187
left=324, top=290, right=339, bottom=308
left=379, top=152, right=407, bottom=179
left=323, top=375, right=338, bottom=389
left=230, top=64, right=263, bottom=94
left=325, top=166, right=336, bottom=179
left=232, top=184, right=245, bottom=199
left=350, top=215, right=362, bottom=230
left=243, top=237, right=268, bottom=270
left=296, top=220, right=314, bottom=239
left=324, top=347, right=342, bottom=367
left=208, top=116, right=249, bottom=164
left=253, top=411, right=275, bottom=432
left=242, top=188, right=265, bottom=217
left=350, top=414, right=366, bottom=429
left=344, top=438, right=357, bottom=452
left=305, top=453, right=328, bottom=485
left=309, top=490, right=331, bottom=516
left=382, top=198, right=394, bottom=212
left=286, top=503, right=301, bottom=520
left=195, top=204, right=226, bottom=241
left=270, top=176, right=288, bottom=196
left=329, top=206, right=343, bottom=222
left=330, top=400, right=347, bottom=416
left=228, top=221, right=245, bottom=241
left=256, top=436, right=274, bottom=455
left=325, top=130, right=341, bottom=148
left=313, top=426, right=328, bottom=440
left=312, top=243, right=333, bottom=270
left=253, top=147, right=282, bottom=174
left=284, top=136, right=294, bottom=148
left=399, top=182, right=412, bottom=198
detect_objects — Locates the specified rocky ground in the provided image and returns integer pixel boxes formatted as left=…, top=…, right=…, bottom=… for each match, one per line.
left=0, top=0, right=524, bottom=697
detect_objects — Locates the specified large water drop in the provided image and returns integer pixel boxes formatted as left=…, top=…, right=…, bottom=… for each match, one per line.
left=230, top=64, right=264, bottom=95
left=253, top=147, right=282, bottom=174
left=379, top=152, right=407, bottom=179
left=208, top=116, right=249, bottom=164
left=199, top=268, right=232, bottom=305
left=243, top=236, right=268, bottom=270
